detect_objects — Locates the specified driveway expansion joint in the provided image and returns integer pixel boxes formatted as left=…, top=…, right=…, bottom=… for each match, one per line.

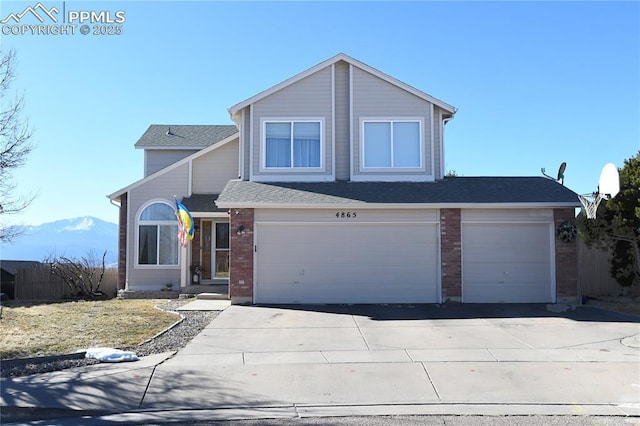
left=421, top=362, right=441, bottom=401
left=347, top=306, right=371, bottom=351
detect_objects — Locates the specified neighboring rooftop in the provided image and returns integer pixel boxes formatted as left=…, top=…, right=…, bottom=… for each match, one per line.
left=134, top=125, right=238, bottom=149
left=1, top=260, right=42, bottom=276
left=216, top=177, right=580, bottom=207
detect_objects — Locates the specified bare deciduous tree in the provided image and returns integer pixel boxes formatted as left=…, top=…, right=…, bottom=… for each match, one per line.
left=45, top=250, right=108, bottom=298
left=0, top=49, right=35, bottom=243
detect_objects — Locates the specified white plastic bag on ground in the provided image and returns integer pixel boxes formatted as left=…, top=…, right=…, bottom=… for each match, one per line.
left=85, top=347, right=139, bottom=363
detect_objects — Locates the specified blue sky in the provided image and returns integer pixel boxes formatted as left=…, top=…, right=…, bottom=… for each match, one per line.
left=2, top=1, right=639, bottom=226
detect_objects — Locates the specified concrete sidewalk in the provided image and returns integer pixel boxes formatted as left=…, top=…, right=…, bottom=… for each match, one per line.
left=2, top=303, right=639, bottom=423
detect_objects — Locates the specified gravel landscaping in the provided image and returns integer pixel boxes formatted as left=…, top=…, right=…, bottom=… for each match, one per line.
left=0, top=300, right=219, bottom=378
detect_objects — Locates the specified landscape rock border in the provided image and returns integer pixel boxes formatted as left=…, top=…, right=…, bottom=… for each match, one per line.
left=0, top=300, right=218, bottom=378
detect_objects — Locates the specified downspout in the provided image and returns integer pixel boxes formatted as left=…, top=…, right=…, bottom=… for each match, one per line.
left=441, top=115, right=454, bottom=179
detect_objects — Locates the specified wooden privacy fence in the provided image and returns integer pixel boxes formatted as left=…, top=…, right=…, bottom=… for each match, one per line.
left=578, top=239, right=633, bottom=297
left=14, top=266, right=118, bottom=301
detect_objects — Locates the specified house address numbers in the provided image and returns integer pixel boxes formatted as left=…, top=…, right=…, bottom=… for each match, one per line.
left=335, top=211, right=357, bottom=219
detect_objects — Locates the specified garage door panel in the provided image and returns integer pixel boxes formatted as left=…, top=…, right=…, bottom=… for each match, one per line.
left=463, top=282, right=552, bottom=303
left=462, top=222, right=553, bottom=303
left=256, top=223, right=438, bottom=304
left=464, top=261, right=550, bottom=282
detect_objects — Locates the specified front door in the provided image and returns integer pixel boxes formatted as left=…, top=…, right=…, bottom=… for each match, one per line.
left=201, top=221, right=230, bottom=280
left=214, top=222, right=230, bottom=278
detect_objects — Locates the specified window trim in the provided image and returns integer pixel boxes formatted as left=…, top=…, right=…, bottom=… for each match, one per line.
left=260, top=118, right=325, bottom=171
left=360, top=118, right=424, bottom=171
left=135, top=199, right=180, bottom=269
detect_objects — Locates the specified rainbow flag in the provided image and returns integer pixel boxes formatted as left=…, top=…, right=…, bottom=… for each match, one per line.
left=175, top=199, right=194, bottom=247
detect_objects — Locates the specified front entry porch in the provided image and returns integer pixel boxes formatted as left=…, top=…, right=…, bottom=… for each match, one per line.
left=179, top=194, right=231, bottom=295
left=197, top=220, right=230, bottom=280
left=183, top=217, right=230, bottom=296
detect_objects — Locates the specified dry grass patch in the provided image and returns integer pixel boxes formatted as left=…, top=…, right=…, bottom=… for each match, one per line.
left=0, top=299, right=180, bottom=359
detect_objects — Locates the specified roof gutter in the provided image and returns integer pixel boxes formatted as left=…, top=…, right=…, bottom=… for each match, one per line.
left=109, top=196, right=121, bottom=208
left=215, top=201, right=581, bottom=210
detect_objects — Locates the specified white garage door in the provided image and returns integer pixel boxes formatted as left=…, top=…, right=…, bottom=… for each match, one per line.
left=463, top=223, right=554, bottom=303
left=255, top=223, right=439, bottom=304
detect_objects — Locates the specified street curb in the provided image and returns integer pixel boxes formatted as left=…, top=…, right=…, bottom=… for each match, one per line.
left=3, top=403, right=637, bottom=424
left=0, top=406, right=110, bottom=424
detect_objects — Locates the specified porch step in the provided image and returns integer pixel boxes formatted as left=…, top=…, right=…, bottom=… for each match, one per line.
left=181, top=284, right=228, bottom=295
left=197, top=292, right=229, bottom=300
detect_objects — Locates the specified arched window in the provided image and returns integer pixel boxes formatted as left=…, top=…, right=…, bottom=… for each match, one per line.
left=138, top=202, right=178, bottom=266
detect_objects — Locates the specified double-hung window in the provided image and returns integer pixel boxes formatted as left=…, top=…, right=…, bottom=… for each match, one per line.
left=362, top=120, right=422, bottom=169
left=138, top=202, right=179, bottom=266
left=264, top=120, right=322, bottom=169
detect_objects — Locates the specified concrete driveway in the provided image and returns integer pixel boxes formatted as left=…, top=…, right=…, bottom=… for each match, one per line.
left=2, top=303, right=639, bottom=423
left=142, top=303, right=640, bottom=417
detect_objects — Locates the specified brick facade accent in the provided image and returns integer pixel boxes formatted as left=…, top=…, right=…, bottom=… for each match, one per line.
left=117, top=193, right=127, bottom=290
left=440, top=208, right=462, bottom=302
left=229, top=209, right=254, bottom=303
left=554, top=208, right=579, bottom=303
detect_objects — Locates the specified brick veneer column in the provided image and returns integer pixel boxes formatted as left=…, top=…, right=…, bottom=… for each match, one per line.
left=229, top=208, right=254, bottom=304
left=440, top=208, right=462, bottom=302
left=117, top=193, right=127, bottom=291
left=554, top=208, right=579, bottom=303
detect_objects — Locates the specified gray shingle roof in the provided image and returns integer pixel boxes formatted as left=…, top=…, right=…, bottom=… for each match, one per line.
left=216, top=177, right=580, bottom=207
left=135, top=125, right=237, bottom=148
left=180, top=194, right=227, bottom=213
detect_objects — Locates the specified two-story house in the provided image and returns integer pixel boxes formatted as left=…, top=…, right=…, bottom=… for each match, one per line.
left=109, top=53, right=581, bottom=305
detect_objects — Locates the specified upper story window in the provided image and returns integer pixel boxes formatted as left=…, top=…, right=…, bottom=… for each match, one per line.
left=362, top=120, right=422, bottom=169
left=137, top=202, right=179, bottom=266
left=264, top=120, right=322, bottom=169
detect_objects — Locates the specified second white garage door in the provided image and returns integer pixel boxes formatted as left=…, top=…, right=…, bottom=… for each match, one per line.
left=255, top=223, right=439, bottom=304
left=462, top=222, right=554, bottom=303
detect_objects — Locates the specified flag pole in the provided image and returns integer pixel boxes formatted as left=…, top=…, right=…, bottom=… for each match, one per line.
left=174, top=195, right=194, bottom=289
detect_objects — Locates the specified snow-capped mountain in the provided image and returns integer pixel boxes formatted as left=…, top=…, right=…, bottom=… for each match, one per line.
left=2, top=217, right=118, bottom=266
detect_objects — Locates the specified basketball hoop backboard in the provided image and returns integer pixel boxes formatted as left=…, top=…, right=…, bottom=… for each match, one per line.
left=598, top=163, right=620, bottom=199
left=579, top=163, right=620, bottom=219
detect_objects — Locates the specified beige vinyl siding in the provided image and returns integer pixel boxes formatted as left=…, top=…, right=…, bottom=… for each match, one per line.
left=127, top=163, right=189, bottom=290
left=251, top=66, right=333, bottom=180
left=192, top=138, right=239, bottom=193
left=351, top=67, right=434, bottom=180
left=145, top=149, right=198, bottom=176
left=334, top=61, right=350, bottom=180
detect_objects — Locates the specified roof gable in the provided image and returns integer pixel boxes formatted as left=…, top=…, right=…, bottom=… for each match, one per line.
left=227, top=53, right=456, bottom=120
left=135, top=125, right=237, bottom=149
left=108, top=132, right=239, bottom=200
